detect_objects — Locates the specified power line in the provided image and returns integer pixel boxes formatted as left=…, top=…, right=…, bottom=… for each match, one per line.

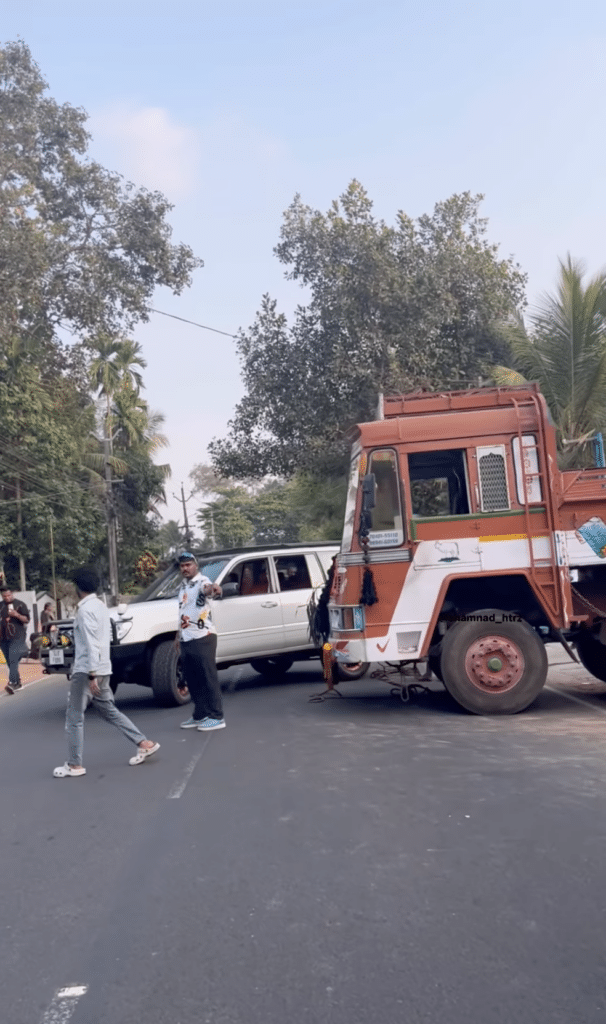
left=150, top=308, right=236, bottom=338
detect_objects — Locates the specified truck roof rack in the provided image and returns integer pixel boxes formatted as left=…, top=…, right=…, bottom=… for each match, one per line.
left=381, top=384, right=543, bottom=419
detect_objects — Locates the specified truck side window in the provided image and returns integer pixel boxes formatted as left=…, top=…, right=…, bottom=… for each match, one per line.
left=408, top=449, right=470, bottom=516
left=367, top=449, right=404, bottom=547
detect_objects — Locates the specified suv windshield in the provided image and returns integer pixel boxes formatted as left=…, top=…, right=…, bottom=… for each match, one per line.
left=132, top=557, right=231, bottom=602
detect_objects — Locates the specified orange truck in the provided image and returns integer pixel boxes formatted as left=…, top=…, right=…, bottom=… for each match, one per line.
left=325, top=384, right=606, bottom=714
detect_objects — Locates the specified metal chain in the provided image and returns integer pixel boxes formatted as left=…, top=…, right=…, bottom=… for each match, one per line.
left=571, top=584, right=606, bottom=619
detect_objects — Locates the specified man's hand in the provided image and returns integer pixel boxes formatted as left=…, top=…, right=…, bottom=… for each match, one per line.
left=203, top=584, right=222, bottom=598
left=89, top=677, right=100, bottom=696
left=180, top=614, right=191, bottom=630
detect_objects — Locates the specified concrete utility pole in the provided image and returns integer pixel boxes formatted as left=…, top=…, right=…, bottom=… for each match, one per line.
left=104, top=432, right=120, bottom=605
left=173, top=483, right=194, bottom=546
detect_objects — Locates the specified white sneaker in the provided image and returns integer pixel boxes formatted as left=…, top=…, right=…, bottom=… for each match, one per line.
left=53, top=763, right=86, bottom=778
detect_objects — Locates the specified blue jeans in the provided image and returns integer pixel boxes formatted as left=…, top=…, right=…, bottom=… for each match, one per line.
left=66, top=673, right=147, bottom=767
left=1, top=638, right=28, bottom=685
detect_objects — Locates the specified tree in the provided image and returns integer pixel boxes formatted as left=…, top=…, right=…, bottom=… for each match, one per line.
left=0, top=40, right=202, bottom=591
left=492, top=256, right=606, bottom=469
left=210, top=182, right=525, bottom=479
left=0, top=40, right=202, bottom=349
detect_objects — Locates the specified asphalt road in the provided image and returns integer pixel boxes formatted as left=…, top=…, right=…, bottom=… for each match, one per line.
left=1, top=654, right=606, bottom=1024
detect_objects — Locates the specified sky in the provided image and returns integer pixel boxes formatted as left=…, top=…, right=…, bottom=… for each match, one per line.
left=3, top=0, right=606, bottom=528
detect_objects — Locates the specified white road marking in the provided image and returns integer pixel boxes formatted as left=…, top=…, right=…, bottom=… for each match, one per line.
left=41, top=985, right=88, bottom=1023
left=167, top=740, right=209, bottom=799
left=546, top=684, right=606, bottom=719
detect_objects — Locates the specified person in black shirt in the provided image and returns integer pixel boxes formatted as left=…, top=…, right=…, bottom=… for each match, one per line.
left=0, top=586, right=30, bottom=694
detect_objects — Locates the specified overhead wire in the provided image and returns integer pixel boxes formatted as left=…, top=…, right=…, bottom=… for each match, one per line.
left=150, top=308, right=237, bottom=338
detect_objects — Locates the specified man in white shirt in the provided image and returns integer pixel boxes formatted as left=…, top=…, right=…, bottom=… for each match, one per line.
left=177, top=552, right=225, bottom=731
left=53, top=567, right=160, bottom=778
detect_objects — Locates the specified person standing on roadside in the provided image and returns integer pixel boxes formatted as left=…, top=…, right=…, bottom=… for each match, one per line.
left=40, top=602, right=56, bottom=631
left=177, top=552, right=225, bottom=732
left=0, top=586, right=30, bottom=694
left=53, top=567, right=160, bottom=778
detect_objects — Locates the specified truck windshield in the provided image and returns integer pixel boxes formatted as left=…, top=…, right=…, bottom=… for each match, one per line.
left=367, top=449, right=404, bottom=547
left=342, top=447, right=361, bottom=551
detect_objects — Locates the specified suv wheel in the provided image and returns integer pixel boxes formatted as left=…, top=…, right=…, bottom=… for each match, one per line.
left=250, top=655, right=295, bottom=679
left=336, top=661, right=369, bottom=681
left=150, top=640, right=191, bottom=706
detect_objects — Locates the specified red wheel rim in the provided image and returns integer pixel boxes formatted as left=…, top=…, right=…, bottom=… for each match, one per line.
left=464, top=634, right=524, bottom=694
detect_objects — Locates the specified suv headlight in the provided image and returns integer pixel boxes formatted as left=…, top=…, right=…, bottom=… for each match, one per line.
left=114, top=619, right=133, bottom=641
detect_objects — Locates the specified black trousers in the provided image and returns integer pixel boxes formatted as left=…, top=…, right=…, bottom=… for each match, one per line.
left=180, top=634, right=223, bottom=721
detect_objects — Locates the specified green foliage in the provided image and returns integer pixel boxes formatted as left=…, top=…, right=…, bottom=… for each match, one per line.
left=0, top=40, right=202, bottom=590
left=492, top=256, right=606, bottom=469
left=194, top=473, right=345, bottom=549
left=210, top=182, right=525, bottom=480
left=0, top=40, right=202, bottom=345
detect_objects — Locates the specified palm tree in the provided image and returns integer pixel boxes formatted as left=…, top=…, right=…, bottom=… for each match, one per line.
left=89, top=335, right=147, bottom=600
left=493, top=256, right=606, bottom=468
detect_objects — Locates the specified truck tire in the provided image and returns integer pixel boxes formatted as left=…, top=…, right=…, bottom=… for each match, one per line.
left=336, top=661, right=370, bottom=681
left=250, top=655, right=294, bottom=679
left=440, top=609, right=547, bottom=714
left=150, top=640, right=190, bottom=707
left=428, top=653, right=443, bottom=682
left=575, top=630, right=606, bottom=683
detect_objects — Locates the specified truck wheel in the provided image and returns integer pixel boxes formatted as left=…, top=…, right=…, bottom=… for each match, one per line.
left=250, top=655, right=294, bottom=679
left=440, top=609, right=547, bottom=714
left=150, top=640, right=190, bottom=706
left=336, top=661, right=370, bottom=681
left=575, top=630, right=606, bottom=683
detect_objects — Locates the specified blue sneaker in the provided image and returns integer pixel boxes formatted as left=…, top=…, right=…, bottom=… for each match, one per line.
left=180, top=716, right=204, bottom=729
left=197, top=717, right=226, bottom=731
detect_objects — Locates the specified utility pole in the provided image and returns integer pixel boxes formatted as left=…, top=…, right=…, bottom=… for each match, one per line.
left=49, top=513, right=60, bottom=618
left=173, top=483, right=194, bottom=546
left=104, top=431, right=120, bottom=605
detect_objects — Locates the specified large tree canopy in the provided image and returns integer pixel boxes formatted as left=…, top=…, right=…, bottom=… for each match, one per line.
left=0, top=39, right=202, bottom=346
left=0, top=40, right=202, bottom=592
left=210, top=181, right=526, bottom=479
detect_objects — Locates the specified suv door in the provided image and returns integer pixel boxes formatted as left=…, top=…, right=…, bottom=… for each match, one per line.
left=213, top=556, right=284, bottom=660
left=270, top=553, right=320, bottom=650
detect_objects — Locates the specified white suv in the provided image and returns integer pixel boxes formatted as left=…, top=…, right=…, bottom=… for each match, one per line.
left=108, top=543, right=341, bottom=705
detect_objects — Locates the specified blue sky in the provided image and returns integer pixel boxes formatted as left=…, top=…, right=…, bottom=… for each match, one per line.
left=3, top=1, right=606, bottom=526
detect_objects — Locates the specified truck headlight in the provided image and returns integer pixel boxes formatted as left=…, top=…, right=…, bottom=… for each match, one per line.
left=329, top=606, right=365, bottom=631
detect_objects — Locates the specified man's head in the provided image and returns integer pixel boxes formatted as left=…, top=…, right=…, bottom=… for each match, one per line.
left=178, top=551, right=198, bottom=580
left=0, top=586, right=13, bottom=603
left=72, top=567, right=100, bottom=598
left=44, top=602, right=53, bottom=611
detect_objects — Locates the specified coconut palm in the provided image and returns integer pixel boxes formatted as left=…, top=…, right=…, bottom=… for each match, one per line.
left=493, top=256, right=606, bottom=469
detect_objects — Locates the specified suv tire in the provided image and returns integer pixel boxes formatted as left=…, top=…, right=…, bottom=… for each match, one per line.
left=250, top=655, right=295, bottom=679
left=150, top=640, right=190, bottom=707
left=336, top=661, right=369, bottom=681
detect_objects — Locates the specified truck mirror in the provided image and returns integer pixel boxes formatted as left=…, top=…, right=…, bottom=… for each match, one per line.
left=220, top=581, right=239, bottom=598
left=361, top=473, right=376, bottom=512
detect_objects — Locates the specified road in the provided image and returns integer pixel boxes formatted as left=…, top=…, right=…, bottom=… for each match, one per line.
left=1, top=652, right=605, bottom=1024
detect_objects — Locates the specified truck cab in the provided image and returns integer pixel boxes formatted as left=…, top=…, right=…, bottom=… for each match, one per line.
left=329, top=385, right=606, bottom=713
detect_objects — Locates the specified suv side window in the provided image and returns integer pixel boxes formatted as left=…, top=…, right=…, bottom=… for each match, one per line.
left=274, top=555, right=312, bottom=592
left=231, top=558, right=272, bottom=597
